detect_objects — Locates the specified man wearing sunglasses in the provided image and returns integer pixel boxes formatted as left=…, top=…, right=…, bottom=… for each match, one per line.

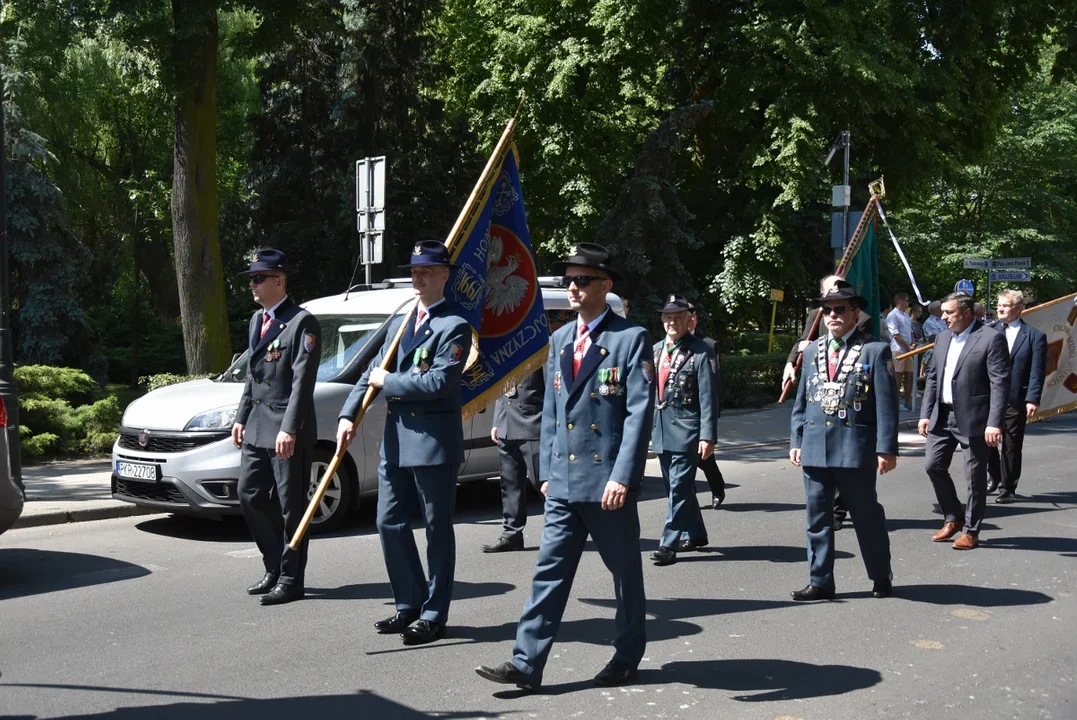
left=477, top=243, right=655, bottom=690
left=789, top=281, right=898, bottom=601
left=232, top=248, right=321, bottom=606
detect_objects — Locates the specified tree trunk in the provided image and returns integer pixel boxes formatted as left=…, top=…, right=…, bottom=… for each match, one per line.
left=170, top=0, right=230, bottom=374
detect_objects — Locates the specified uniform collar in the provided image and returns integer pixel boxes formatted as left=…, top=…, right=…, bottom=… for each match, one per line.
left=263, top=295, right=289, bottom=320
left=577, top=305, right=610, bottom=336
left=418, top=297, right=446, bottom=316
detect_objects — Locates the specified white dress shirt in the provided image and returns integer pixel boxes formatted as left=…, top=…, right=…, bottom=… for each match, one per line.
left=1003, top=318, right=1022, bottom=352
left=941, top=323, right=975, bottom=404
left=575, top=306, right=610, bottom=356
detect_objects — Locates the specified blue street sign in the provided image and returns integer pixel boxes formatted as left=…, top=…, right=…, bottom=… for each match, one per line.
left=989, top=270, right=1031, bottom=282
left=955, top=279, right=975, bottom=295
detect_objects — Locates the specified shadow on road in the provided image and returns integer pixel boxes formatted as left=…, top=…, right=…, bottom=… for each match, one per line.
left=712, top=502, right=803, bottom=514
left=1, top=685, right=496, bottom=719
left=983, top=535, right=1077, bottom=556
left=0, top=549, right=150, bottom=601
left=886, top=518, right=1000, bottom=532
left=490, top=658, right=881, bottom=700
left=579, top=595, right=799, bottom=621
left=307, top=579, right=515, bottom=603
left=843, top=583, right=1053, bottom=606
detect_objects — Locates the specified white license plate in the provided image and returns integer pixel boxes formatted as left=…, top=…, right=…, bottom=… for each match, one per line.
left=116, top=461, right=158, bottom=482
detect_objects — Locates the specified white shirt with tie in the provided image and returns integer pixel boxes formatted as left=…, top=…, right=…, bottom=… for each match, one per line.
left=941, top=323, right=975, bottom=404
left=574, top=306, right=610, bottom=357
left=1003, top=318, right=1022, bottom=352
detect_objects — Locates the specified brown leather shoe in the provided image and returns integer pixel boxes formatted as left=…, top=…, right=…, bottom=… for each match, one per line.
left=952, top=533, right=979, bottom=550
left=931, top=522, right=961, bottom=542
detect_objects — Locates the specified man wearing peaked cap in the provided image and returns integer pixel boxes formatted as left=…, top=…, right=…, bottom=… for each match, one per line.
left=477, top=242, right=655, bottom=690
left=336, top=239, right=470, bottom=646
left=649, top=295, right=718, bottom=566
left=789, top=282, right=898, bottom=601
left=232, top=248, right=321, bottom=606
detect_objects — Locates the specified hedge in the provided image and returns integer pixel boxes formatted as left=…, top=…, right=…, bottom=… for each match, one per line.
left=14, top=365, right=123, bottom=457
left=719, top=352, right=787, bottom=409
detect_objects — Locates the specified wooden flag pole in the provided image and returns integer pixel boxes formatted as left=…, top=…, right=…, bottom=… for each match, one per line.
left=778, top=179, right=884, bottom=404
left=288, top=103, right=525, bottom=550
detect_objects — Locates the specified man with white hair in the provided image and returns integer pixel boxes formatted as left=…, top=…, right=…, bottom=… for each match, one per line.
left=922, top=301, right=946, bottom=341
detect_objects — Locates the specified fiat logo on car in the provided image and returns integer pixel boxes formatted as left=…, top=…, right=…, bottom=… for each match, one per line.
left=138, top=430, right=149, bottom=448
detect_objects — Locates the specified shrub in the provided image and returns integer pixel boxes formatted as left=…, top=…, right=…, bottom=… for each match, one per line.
left=140, top=372, right=214, bottom=393
left=14, top=365, right=96, bottom=406
left=75, top=396, right=122, bottom=454
left=719, top=352, right=787, bottom=409
left=14, top=365, right=126, bottom=458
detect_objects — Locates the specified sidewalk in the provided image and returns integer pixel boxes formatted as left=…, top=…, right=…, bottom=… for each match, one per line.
left=7, top=403, right=924, bottom=531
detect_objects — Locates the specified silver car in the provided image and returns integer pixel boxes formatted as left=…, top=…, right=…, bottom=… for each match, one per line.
left=112, top=279, right=624, bottom=531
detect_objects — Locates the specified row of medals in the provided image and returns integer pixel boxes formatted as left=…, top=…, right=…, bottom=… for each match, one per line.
left=411, top=347, right=430, bottom=373
left=811, top=339, right=868, bottom=419
left=551, top=365, right=622, bottom=395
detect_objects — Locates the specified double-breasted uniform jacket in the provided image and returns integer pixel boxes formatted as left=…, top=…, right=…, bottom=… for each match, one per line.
left=540, top=310, right=656, bottom=502
left=236, top=297, right=321, bottom=448
left=921, top=320, right=1010, bottom=439
left=790, top=328, right=899, bottom=469
left=651, top=334, right=718, bottom=454
left=340, top=300, right=471, bottom=467
left=493, top=368, right=544, bottom=442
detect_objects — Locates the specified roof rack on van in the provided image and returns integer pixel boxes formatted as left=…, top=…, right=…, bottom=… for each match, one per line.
left=538, top=276, right=567, bottom=289
left=345, top=278, right=415, bottom=293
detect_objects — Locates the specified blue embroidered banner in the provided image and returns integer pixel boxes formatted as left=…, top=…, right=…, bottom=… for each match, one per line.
left=445, top=145, right=548, bottom=417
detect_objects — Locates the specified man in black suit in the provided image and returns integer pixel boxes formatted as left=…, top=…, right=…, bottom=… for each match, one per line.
left=918, top=293, right=1009, bottom=550
left=986, top=290, right=1048, bottom=503
left=688, top=305, right=726, bottom=508
left=232, top=249, right=321, bottom=605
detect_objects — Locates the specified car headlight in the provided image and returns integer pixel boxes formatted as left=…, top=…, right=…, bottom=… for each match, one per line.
left=185, top=407, right=238, bottom=431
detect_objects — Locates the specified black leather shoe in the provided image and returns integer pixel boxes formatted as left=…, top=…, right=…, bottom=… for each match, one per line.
left=259, top=583, right=304, bottom=605
left=593, top=660, right=638, bottom=686
left=482, top=533, right=524, bottom=553
left=402, top=619, right=445, bottom=645
left=995, top=491, right=1017, bottom=504
left=711, top=492, right=725, bottom=509
left=651, top=546, right=677, bottom=566
left=986, top=478, right=1000, bottom=494
left=475, top=662, right=537, bottom=689
left=872, top=580, right=893, bottom=598
left=374, top=610, right=420, bottom=634
left=791, top=585, right=835, bottom=602
left=246, top=572, right=279, bottom=595
left=677, top=537, right=708, bottom=552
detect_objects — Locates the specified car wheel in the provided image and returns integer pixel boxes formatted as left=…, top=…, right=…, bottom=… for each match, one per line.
left=307, top=446, right=352, bottom=533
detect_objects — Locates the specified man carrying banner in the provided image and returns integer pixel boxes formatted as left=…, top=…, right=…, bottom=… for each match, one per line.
left=987, top=290, right=1047, bottom=503
left=477, top=243, right=655, bottom=690
left=650, top=294, right=718, bottom=566
left=336, top=240, right=470, bottom=646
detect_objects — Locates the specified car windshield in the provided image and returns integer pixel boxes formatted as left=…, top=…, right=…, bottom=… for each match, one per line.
left=218, top=313, right=390, bottom=383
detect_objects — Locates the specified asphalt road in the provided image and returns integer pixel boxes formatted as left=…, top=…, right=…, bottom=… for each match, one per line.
left=2, top=414, right=1075, bottom=719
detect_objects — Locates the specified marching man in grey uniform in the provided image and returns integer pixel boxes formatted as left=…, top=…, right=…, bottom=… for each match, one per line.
left=232, top=248, right=321, bottom=606
left=789, top=281, right=898, bottom=601
left=477, top=243, right=655, bottom=690
left=337, top=240, right=471, bottom=645
left=650, top=294, right=718, bottom=566
left=485, top=367, right=544, bottom=553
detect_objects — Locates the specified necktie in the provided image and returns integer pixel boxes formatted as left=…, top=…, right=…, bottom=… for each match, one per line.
left=260, top=312, right=273, bottom=339
left=414, top=309, right=427, bottom=335
left=828, top=338, right=844, bottom=381
left=572, top=325, right=590, bottom=378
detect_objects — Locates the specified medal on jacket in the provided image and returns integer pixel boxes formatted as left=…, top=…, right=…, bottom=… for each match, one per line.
left=412, top=347, right=429, bottom=373
left=265, top=338, right=281, bottom=362
left=553, top=370, right=562, bottom=391
left=506, top=385, right=517, bottom=398
left=813, top=337, right=863, bottom=414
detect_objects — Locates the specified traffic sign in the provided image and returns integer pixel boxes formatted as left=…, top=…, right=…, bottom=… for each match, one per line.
left=361, top=232, right=383, bottom=265
left=356, top=156, right=386, bottom=212
left=955, top=279, right=975, bottom=295
left=770, top=288, right=784, bottom=302
left=989, top=257, right=1031, bottom=269
left=963, top=258, right=989, bottom=269
left=990, top=270, right=1031, bottom=282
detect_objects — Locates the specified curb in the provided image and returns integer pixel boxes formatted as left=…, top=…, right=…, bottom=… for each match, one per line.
left=12, top=503, right=162, bottom=530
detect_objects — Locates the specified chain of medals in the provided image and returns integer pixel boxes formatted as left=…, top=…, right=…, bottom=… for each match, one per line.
left=812, top=336, right=865, bottom=416
left=657, top=343, right=692, bottom=406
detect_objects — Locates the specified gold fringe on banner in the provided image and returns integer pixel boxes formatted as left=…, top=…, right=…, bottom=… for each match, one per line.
left=461, top=345, right=550, bottom=422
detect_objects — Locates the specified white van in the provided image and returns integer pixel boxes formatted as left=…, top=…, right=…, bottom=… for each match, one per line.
left=112, top=279, right=625, bottom=531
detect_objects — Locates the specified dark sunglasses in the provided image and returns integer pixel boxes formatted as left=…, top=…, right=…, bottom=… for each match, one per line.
left=822, top=305, right=852, bottom=316
left=249, top=274, right=280, bottom=285
left=563, top=274, right=605, bottom=288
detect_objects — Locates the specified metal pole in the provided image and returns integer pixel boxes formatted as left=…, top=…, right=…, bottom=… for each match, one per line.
left=0, top=68, right=24, bottom=493
left=842, top=130, right=850, bottom=251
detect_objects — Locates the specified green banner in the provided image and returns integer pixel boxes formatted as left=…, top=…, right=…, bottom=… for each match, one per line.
left=845, top=219, right=881, bottom=338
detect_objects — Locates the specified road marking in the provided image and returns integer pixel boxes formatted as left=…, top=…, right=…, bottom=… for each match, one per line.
left=912, top=639, right=946, bottom=650
left=226, top=548, right=262, bottom=559
left=952, top=608, right=991, bottom=621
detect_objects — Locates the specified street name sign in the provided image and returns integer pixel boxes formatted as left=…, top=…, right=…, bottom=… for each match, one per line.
left=990, top=270, right=1031, bottom=282
left=989, top=257, right=1031, bottom=269
left=963, top=258, right=989, bottom=269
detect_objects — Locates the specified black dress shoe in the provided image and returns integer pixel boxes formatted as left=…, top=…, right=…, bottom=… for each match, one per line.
left=402, top=619, right=445, bottom=645
left=482, top=533, right=524, bottom=553
left=791, top=585, right=835, bottom=602
left=995, top=491, right=1017, bottom=504
left=872, top=580, right=893, bottom=598
left=259, top=583, right=304, bottom=605
left=986, top=478, right=1000, bottom=494
left=711, top=492, right=725, bottom=509
left=246, top=572, right=279, bottom=595
left=651, top=546, right=677, bottom=566
left=374, top=610, right=420, bottom=634
left=593, top=660, right=638, bottom=686
left=677, top=537, right=709, bottom=552
left=475, top=662, right=537, bottom=689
